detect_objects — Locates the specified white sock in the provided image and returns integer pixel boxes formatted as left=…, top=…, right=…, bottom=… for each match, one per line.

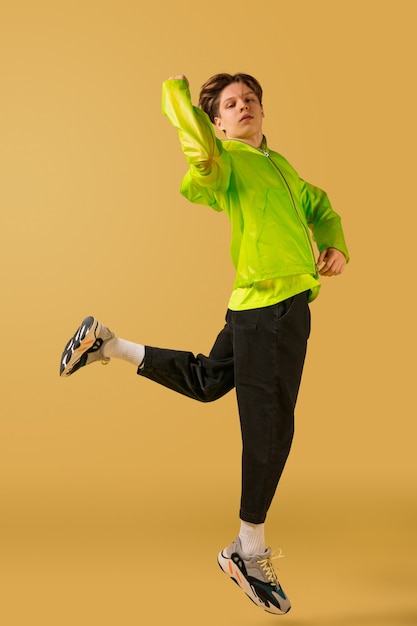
left=102, top=337, right=145, bottom=368
left=239, top=521, right=266, bottom=556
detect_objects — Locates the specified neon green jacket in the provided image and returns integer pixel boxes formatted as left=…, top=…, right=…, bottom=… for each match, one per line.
left=162, top=79, right=349, bottom=290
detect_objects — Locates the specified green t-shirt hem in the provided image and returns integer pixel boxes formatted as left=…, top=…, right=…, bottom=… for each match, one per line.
left=228, top=274, right=320, bottom=311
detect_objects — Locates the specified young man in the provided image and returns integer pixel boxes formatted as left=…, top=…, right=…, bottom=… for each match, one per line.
left=60, top=73, right=348, bottom=615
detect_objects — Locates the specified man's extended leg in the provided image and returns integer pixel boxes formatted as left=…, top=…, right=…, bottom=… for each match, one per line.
left=217, top=292, right=310, bottom=615
left=230, top=293, right=311, bottom=524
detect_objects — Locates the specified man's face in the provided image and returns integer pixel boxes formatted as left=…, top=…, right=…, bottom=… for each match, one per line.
left=214, top=81, right=264, bottom=147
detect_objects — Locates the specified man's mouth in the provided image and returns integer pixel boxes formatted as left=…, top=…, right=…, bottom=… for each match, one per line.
left=240, top=114, right=253, bottom=122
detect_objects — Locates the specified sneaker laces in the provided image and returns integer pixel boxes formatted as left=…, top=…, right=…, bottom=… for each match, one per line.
left=257, top=549, right=284, bottom=585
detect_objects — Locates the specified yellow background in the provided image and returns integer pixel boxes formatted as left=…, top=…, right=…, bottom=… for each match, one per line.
left=1, top=1, right=416, bottom=624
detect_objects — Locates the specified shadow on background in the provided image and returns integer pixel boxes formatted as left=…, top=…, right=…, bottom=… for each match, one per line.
left=303, top=611, right=417, bottom=626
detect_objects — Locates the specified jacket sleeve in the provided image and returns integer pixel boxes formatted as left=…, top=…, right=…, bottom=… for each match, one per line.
left=301, top=181, right=350, bottom=261
left=161, top=79, right=231, bottom=202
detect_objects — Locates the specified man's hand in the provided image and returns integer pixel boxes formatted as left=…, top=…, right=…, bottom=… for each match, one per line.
left=167, top=74, right=189, bottom=86
left=317, top=247, right=346, bottom=276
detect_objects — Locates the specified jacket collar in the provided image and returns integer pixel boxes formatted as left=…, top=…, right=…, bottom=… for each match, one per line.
left=223, top=135, right=269, bottom=153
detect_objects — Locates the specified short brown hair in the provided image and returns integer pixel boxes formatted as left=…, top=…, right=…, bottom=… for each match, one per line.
left=198, top=73, right=263, bottom=123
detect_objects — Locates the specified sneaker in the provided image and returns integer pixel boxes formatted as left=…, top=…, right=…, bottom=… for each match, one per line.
left=217, top=537, right=291, bottom=615
left=59, top=316, right=114, bottom=378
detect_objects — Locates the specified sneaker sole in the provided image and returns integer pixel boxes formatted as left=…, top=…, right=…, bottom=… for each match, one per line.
left=60, top=316, right=99, bottom=377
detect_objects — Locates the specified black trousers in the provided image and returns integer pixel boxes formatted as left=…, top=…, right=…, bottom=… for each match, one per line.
left=138, top=291, right=311, bottom=524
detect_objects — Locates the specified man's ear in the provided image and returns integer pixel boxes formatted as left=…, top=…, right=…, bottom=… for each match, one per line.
left=214, top=116, right=224, bottom=131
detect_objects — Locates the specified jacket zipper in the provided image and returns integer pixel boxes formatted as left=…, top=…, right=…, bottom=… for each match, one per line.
left=258, top=148, right=318, bottom=275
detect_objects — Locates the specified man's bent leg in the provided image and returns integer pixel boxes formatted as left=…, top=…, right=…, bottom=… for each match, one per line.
left=138, top=321, right=234, bottom=402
